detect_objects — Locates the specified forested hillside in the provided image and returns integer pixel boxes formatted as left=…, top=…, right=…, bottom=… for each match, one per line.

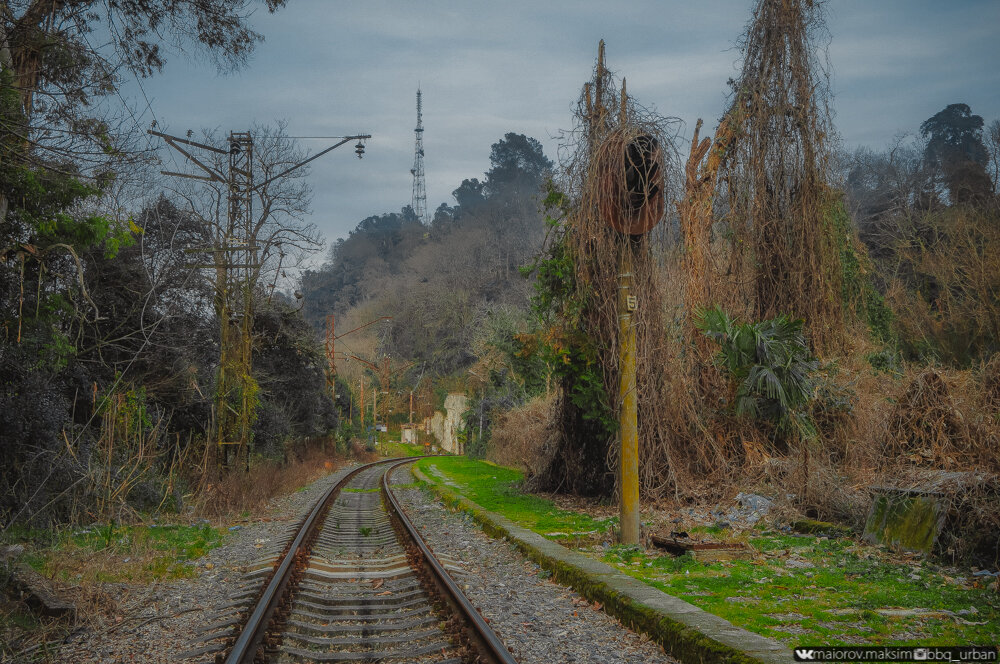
left=300, top=133, right=552, bottom=375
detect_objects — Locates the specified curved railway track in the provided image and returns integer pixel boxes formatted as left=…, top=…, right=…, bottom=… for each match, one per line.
left=217, top=457, right=517, bottom=664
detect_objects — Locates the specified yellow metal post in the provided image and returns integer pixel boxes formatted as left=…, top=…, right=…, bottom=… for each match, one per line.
left=618, top=239, right=640, bottom=545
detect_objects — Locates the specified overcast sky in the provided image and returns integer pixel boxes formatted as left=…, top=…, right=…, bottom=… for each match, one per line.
left=125, top=0, right=1000, bottom=266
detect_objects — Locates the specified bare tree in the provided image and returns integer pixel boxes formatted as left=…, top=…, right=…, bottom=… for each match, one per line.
left=165, top=121, right=322, bottom=307
left=0, top=0, right=288, bottom=221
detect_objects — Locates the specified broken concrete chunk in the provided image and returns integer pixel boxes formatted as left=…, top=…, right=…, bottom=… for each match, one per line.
left=727, top=492, right=773, bottom=525
left=10, top=564, right=76, bottom=618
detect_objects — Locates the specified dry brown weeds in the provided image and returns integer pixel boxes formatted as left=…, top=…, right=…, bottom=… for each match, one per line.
left=884, top=370, right=971, bottom=468
left=982, top=355, right=1000, bottom=413
left=486, top=393, right=558, bottom=476
left=190, top=440, right=345, bottom=521
left=493, top=3, right=999, bottom=564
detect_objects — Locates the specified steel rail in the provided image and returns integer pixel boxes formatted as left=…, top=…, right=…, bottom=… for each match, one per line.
left=223, top=457, right=399, bottom=664
left=382, top=458, right=519, bottom=664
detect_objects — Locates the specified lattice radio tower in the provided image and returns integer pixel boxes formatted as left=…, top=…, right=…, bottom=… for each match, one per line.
left=410, top=88, right=428, bottom=224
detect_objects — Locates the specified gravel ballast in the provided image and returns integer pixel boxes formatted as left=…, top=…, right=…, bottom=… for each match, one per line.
left=50, top=463, right=360, bottom=664
left=390, top=464, right=678, bottom=664
left=41, top=459, right=678, bottom=664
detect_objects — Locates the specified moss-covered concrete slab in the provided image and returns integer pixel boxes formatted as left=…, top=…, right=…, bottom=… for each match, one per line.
left=412, top=465, right=792, bottom=664
left=863, top=490, right=944, bottom=553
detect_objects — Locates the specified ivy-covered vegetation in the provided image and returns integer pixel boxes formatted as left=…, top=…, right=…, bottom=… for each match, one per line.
left=1, top=0, right=334, bottom=529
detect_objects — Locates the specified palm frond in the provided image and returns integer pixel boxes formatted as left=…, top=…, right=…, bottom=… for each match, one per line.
left=699, top=306, right=819, bottom=441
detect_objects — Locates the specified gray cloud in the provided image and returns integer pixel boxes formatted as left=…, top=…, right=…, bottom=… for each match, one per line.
left=126, top=0, right=1000, bottom=267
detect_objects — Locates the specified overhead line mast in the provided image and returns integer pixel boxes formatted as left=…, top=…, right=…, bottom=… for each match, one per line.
left=410, top=88, right=428, bottom=224
left=152, top=128, right=370, bottom=469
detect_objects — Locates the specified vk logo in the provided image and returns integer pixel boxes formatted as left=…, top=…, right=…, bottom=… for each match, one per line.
left=796, top=650, right=816, bottom=661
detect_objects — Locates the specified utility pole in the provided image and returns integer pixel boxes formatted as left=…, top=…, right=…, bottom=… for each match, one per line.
left=153, top=129, right=258, bottom=469
left=339, top=351, right=412, bottom=453
left=325, top=314, right=336, bottom=401
left=586, top=41, right=665, bottom=545
left=338, top=353, right=412, bottom=412
left=617, top=239, right=639, bottom=544
left=410, top=88, right=428, bottom=224
left=152, top=128, right=371, bottom=468
left=325, top=315, right=391, bottom=390
left=228, top=131, right=254, bottom=471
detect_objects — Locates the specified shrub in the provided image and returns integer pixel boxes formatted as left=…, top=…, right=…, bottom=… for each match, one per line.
left=486, top=392, right=559, bottom=476
left=695, top=305, right=819, bottom=442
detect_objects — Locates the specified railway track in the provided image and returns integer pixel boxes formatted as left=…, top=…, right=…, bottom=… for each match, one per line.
left=213, top=457, right=517, bottom=664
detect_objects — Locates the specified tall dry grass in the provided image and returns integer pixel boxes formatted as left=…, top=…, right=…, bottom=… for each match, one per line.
left=487, top=393, right=559, bottom=477
left=885, top=206, right=1000, bottom=366
left=190, top=439, right=349, bottom=521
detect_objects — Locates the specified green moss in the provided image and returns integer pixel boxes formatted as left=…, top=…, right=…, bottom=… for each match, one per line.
left=791, top=519, right=853, bottom=537
left=414, top=457, right=609, bottom=539
left=863, top=493, right=942, bottom=553
left=598, top=534, right=999, bottom=647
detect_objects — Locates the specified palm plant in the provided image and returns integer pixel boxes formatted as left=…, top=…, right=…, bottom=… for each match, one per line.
left=694, top=305, right=819, bottom=440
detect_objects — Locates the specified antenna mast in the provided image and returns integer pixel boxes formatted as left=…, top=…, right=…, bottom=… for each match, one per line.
left=410, top=88, right=428, bottom=224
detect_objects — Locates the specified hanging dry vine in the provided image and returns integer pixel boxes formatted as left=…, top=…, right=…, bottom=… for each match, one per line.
left=678, top=112, right=740, bottom=358
left=532, top=2, right=851, bottom=499
left=529, top=42, right=723, bottom=499
left=719, top=0, right=845, bottom=352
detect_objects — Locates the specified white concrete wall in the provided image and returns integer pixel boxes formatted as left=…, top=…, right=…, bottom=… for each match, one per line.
left=426, top=393, right=467, bottom=454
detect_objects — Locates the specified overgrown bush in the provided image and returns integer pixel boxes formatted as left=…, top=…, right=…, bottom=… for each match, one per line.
left=695, top=305, right=819, bottom=443
left=887, top=206, right=1000, bottom=366
left=883, top=370, right=971, bottom=469
left=487, top=393, right=558, bottom=477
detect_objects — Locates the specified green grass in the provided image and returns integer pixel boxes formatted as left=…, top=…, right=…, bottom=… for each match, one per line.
left=2, top=521, right=229, bottom=584
left=413, top=456, right=611, bottom=542
left=381, top=440, right=425, bottom=457
left=600, top=537, right=1000, bottom=647
left=415, top=456, right=999, bottom=648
